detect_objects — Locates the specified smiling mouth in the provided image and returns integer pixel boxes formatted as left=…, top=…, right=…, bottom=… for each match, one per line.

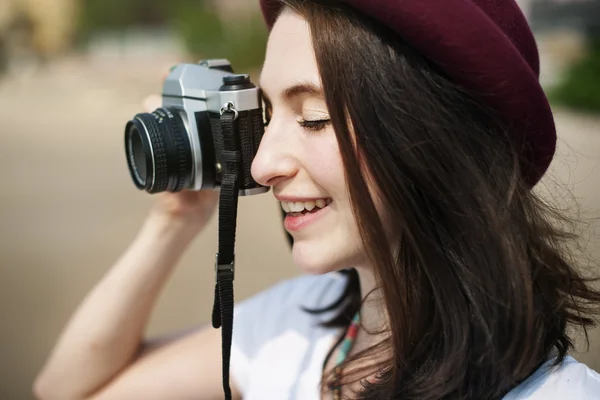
left=281, top=198, right=332, bottom=216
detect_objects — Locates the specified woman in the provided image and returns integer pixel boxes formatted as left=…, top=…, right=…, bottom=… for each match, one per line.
left=34, top=1, right=600, bottom=399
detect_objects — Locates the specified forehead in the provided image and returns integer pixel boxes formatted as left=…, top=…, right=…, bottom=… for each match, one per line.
left=260, top=9, right=321, bottom=95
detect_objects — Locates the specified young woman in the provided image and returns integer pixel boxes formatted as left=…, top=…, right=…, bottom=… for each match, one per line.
left=34, top=1, right=600, bottom=399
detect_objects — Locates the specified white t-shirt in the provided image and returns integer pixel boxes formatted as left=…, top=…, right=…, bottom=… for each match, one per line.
left=230, top=273, right=600, bottom=399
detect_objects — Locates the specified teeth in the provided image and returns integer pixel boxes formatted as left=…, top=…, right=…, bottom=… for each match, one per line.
left=280, top=199, right=330, bottom=213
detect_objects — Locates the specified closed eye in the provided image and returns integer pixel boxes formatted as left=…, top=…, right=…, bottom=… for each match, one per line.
left=298, top=119, right=331, bottom=131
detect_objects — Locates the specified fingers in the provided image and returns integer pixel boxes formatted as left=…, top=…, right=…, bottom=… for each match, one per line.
left=143, top=94, right=162, bottom=113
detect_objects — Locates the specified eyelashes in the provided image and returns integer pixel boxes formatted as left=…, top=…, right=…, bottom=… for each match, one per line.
left=297, top=119, right=331, bottom=131
left=263, top=118, right=331, bottom=132
left=262, top=105, right=331, bottom=132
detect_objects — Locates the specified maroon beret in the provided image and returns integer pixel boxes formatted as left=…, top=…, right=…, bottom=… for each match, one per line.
left=259, top=0, right=556, bottom=187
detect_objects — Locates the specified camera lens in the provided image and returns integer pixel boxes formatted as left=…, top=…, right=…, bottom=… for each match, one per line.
left=124, top=108, right=193, bottom=193
left=128, top=126, right=148, bottom=185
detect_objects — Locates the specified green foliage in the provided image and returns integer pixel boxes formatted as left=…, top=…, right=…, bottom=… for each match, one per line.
left=77, top=0, right=173, bottom=40
left=170, top=2, right=268, bottom=72
left=77, top=0, right=268, bottom=71
left=549, top=37, right=600, bottom=113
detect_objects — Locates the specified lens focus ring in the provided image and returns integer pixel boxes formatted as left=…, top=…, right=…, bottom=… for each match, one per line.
left=124, top=107, right=192, bottom=194
left=153, top=108, right=191, bottom=192
left=137, top=114, right=169, bottom=193
left=174, top=122, right=191, bottom=191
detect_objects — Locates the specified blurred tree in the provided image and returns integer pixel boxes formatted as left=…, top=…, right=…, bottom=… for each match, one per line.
left=171, top=1, right=268, bottom=71
left=78, top=0, right=170, bottom=37
left=77, top=0, right=268, bottom=71
left=550, top=37, right=600, bottom=112
left=0, top=0, right=80, bottom=73
left=526, top=0, right=600, bottom=112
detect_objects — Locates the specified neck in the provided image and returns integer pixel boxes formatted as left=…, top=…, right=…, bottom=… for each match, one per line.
left=354, top=266, right=388, bottom=344
left=336, top=266, right=390, bottom=383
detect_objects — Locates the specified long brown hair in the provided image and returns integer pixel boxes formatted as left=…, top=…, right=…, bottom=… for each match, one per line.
left=276, top=1, right=600, bottom=398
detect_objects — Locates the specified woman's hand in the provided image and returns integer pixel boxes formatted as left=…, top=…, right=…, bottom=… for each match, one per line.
left=142, top=94, right=220, bottom=232
left=33, top=75, right=233, bottom=400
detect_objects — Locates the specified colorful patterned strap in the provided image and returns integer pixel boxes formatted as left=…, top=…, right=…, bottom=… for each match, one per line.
left=330, top=311, right=361, bottom=399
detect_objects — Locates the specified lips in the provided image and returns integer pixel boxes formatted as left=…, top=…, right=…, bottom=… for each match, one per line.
left=281, top=198, right=332, bottom=232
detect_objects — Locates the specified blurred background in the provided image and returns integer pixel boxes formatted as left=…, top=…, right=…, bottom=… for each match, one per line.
left=0, top=0, right=598, bottom=399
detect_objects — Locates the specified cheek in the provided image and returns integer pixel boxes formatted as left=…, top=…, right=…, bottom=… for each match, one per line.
left=304, top=135, right=347, bottom=198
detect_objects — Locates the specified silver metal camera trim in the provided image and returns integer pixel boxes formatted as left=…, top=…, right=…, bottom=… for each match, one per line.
left=162, top=62, right=262, bottom=191
left=161, top=95, right=204, bottom=190
left=240, top=187, right=269, bottom=196
left=198, top=59, right=231, bottom=70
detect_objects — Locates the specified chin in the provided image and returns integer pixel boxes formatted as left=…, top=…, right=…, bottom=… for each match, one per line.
left=290, top=238, right=356, bottom=275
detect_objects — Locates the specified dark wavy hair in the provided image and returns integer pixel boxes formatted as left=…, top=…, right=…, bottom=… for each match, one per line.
left=274, top=1, right=600, bottom=399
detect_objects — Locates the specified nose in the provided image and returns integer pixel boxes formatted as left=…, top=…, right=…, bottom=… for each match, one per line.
left=251, top=122, right=298, bottom=187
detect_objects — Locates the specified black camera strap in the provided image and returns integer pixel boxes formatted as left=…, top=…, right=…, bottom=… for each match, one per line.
left=211, top=107, right=239, bottom=400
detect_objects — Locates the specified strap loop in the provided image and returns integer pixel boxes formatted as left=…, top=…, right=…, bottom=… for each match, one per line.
left=220, top=101, right=239, bottom=120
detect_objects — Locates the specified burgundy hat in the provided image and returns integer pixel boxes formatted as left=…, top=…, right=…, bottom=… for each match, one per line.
left=259, top=0, right=556, bottom=187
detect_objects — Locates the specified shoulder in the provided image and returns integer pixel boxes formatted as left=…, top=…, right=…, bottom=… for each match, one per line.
left=233, top=272, right=348, bottom=324
left=231, top=271, right=347, bottom=348
left=504, top=356, right=600, bottom=399
left=230, top=273, right=347, bottom=394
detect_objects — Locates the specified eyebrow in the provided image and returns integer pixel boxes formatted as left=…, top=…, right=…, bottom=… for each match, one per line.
left=283, top=82, right=324, bottom=100
left=261, top=81, right=324, bottom=107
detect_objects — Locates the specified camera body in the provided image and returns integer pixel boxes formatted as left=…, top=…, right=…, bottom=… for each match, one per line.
left=125, top=59, right=267, bottom=196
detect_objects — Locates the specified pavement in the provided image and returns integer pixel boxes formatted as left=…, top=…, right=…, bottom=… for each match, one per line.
left=0, top=51, right=599, bottom=399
